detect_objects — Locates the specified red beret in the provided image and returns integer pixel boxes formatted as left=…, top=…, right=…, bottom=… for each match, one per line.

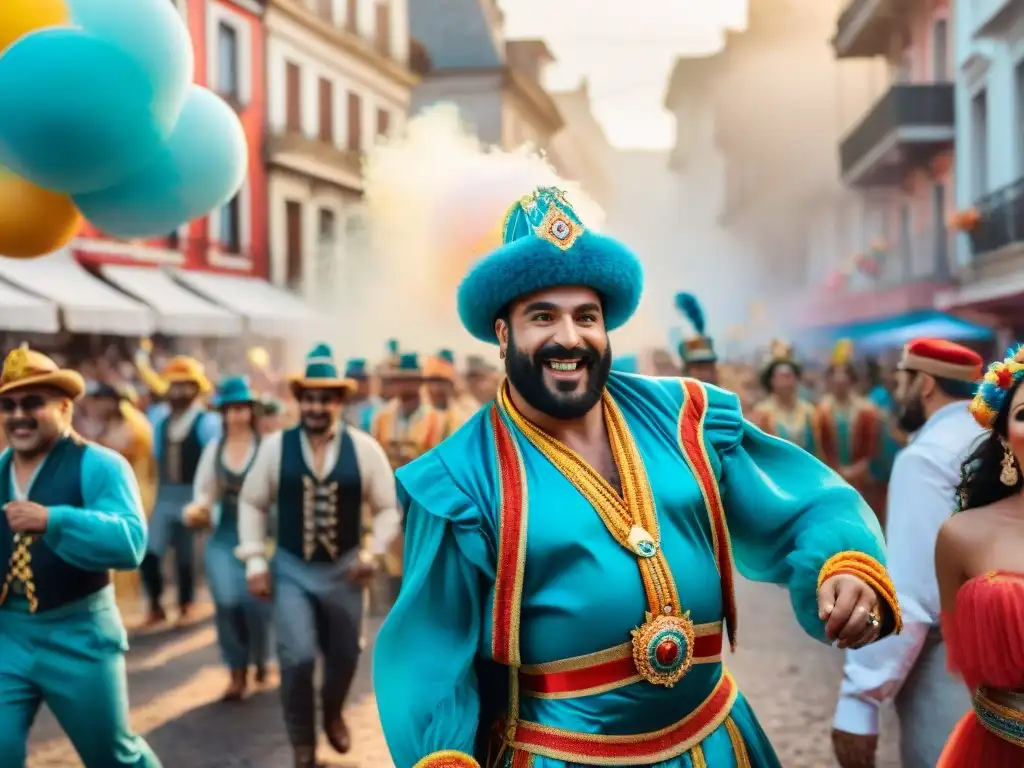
left=899, top=338, right=983, bottom=382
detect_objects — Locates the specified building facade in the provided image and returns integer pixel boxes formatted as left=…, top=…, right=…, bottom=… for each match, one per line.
left=802, top=0, right=962, bottom=350
left=264, top=0, right=415, bottom=298
left=937, top=0, right=1024, bottom=344
left=76, top=0, right=269, bottom=279
left=409, top=0, right=565, bottom=165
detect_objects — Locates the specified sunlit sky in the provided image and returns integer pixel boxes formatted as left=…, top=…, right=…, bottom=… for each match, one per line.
left=501, top=0, right=748, bottom=149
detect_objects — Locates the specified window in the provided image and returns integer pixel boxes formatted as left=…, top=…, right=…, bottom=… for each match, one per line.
left=286, top=201, right=303, bottom=288
left=217, top=22, right=240, bottom=100
left=375, top=2, right=391, bottom=56
left=346, top=0, right=358, bottom=31
left=318, top=208, right=336, bottom=242
left=317, top=0, right=333, bottom=23
left=972, top=89, right=989, bottom=198
left=932, top=19, right=948, bottom=81
left=376, top=107, right=390, bottom=137
left=318, top=77, right=333, bottom=142
left=932, top=182, right=949, bottom=278
left=221, top=194, right=241, bottom=253
left=286, top=62, right=302, bottom=132
left=899, top=204, right=912, bottom=281
left=347, top=91, right=362, bottom=151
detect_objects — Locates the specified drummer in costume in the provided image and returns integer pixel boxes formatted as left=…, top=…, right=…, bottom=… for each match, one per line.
left=341, top=359, right=380, bottom=433
left=236, top=344, right=400, bottom=768
left=675, top=291, right=718, bottom=385
left=86, top=382, right=158, bottom=610
left=184, top=377, right=271, bottom=701
left=140, top=356, right=221, bottom=627
left=372, top=187, right=902, bottom=768
left=751, top=339, right=824, bottom=458
left=0, top=347, right=159, bottom=767
left=818, top=340, right=885, bottom=526
left=371, top=352, right=445, bottom=470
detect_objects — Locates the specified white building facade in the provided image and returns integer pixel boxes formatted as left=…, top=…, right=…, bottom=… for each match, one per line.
left=265, top=0, right=415, bottom=298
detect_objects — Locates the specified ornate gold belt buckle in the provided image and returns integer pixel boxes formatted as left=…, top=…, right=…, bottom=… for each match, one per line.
left=631, top=611, right=696, bottom=687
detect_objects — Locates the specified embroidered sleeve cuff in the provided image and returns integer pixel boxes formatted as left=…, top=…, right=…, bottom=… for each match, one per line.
left=243, top=556, right=268, bottom=578
left=833, top=695, right=880, bottom=736
left=412, top=750, right=480, bottom=768
left=818, top=551, right=903, bottom=638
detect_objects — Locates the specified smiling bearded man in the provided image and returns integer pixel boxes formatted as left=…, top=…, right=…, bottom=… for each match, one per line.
left=372, top=187, right=904, bottom=768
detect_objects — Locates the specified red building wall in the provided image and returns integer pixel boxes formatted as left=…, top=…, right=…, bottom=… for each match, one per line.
left=76, top=0, right=267, bottom=278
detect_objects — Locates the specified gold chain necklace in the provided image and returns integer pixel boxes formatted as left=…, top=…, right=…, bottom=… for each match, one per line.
left=498, top=384, right=697, bottom=687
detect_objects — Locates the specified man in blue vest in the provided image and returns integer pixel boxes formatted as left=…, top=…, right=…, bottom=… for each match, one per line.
left=0, top=345, right=159, bottom=766
left=237, top=343, right=400, bottom=768
left=140, top=355, right=221, bottom=627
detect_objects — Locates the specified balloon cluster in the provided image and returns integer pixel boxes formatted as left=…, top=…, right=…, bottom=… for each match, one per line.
left=0, top=0, right=247, bottom=258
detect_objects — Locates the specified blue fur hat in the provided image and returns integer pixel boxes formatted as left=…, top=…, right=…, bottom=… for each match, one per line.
left=457, top=187, right=644, bottom=343
left=215, top=376, right=256, bottom=408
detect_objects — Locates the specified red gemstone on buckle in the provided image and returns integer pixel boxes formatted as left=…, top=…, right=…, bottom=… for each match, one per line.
left=655, top=638, right=679, bottom=666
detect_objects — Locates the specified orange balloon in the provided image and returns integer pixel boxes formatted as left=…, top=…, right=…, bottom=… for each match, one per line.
left=0, top=171, right=81, bottom=258
left=0, top=0, right=69, bottom=55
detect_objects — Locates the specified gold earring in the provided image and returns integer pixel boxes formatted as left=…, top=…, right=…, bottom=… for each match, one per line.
left=499, top=349, right=506, bottom=360
left=1001, top=440, right=1019, bottom=486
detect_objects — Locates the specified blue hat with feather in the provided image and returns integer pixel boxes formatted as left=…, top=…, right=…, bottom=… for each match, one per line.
left=345, top=358, right=368, bottom=379
left=675, top=292, right=717, bottom=364
left=215, top=375, right=256, bottom=408
left=457, top=187, right=644, bottom=343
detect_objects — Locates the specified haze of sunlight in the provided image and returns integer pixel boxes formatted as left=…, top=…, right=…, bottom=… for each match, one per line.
left=500, top=0, right=748, bottom=149
left=311, top=105, right=605, bottom=364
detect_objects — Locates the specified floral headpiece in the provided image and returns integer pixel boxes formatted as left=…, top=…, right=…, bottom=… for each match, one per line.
left=970, top=346, right=1024, bottom=429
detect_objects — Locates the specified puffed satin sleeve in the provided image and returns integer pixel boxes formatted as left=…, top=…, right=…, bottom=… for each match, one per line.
left=374, top=452, right=486, bottom=768
left=704, top=386, right=895, bottom=644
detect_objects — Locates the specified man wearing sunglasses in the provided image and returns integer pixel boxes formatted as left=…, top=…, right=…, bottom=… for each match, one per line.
left=237, top=343, right=399, bottom=768
left=0, top=345, right=159, bottom=767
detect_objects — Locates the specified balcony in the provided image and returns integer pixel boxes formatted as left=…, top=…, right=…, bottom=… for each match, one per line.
left=266, top=131, right=365, bottom=190
left=839, top=83, right=954, bottom=187
left=833, top=0, right=906, bottom=58
left=970, top=178, right=1024, bottom=263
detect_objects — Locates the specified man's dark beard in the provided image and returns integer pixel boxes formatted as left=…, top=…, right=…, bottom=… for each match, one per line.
left=301, top=413, right=332, bottom=435
left=897, top=394, right=926, bottom=433
left=505, top=335, right=611, bottom=420
left=168, top=396, right=194, bottom=412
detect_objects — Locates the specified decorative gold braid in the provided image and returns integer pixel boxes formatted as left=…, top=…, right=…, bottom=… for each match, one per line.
left=724, top=716, right=752, bottom=768
left=0, top=534, right=38, bottom=613
left=498, top=385, right=681, bottom=618
left=688, top=744, right=708, bottom=768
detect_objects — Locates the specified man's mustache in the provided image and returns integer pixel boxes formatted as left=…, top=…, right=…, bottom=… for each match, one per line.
left=6, top=419, right=37, bottom=432
left=534, top=345, right=594, bottom=365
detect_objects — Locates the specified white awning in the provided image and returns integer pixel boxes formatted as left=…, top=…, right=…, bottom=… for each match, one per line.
left=0, top=279, right=60, bottom=333
left=171, top=270, right=324, bottom=338
left=0, top=250, right=153, bottom=335
left=101, top=265, right=243, bottom=337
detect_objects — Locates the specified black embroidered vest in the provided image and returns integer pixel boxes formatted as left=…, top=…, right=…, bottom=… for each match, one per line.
left=160, top=411, right=205, bottom=486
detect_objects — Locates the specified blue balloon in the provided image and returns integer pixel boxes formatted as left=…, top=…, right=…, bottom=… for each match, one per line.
left=65, top=0, right=193, bottom=128
left=0, top=28, right=171, bottom=194
left=74, top=86, right=248, bottom=239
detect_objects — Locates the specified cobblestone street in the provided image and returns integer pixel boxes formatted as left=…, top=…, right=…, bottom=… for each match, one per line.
left=27, top=577, right=901, bottom=767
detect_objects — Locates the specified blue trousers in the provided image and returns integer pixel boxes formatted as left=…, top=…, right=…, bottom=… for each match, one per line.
left=0, top=588, right=161, bottom=767
left=205, top=530, right=272, bottom=670
left=141, top=484, right=196, bottom=610
left=273, top=549, right=364, bottom=748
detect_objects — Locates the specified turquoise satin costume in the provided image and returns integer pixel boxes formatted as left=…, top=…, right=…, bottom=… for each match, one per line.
left=373, top=373, right=891, bottom=767
left=0, top=439, right=159, bottom=767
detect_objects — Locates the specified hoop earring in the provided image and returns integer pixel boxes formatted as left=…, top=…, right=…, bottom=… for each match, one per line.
left=1000, top=440, right=1019, bottom=486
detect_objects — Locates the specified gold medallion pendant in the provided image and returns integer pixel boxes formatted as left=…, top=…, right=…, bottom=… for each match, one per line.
left=631, top=610, right=696, bottom=687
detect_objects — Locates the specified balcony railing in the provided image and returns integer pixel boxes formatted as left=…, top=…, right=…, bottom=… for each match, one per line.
left=970, top=177, right=1024, bottom=261
left=266, top=131, right=364, bottom=176
left=839, top=83, right=954, bottom=186
left=834, top=0, right=903, bottom=58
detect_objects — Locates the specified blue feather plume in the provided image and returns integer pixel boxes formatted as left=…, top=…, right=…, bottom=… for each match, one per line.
left=674, top=292, right=705, bottom=334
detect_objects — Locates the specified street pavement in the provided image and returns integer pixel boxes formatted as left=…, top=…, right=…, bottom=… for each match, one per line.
left=27, top=577, right=902, bottom=767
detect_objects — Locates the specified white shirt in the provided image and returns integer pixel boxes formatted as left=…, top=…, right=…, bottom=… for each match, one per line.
left=236, top=425, right=400, bottom=578
left=833, top=400, right=985, bottom=735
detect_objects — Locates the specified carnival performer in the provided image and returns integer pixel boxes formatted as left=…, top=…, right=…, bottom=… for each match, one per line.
left=818, top=340, right=884, bottom=525
left=832, top=339, right=981, bottom=768
left=86, top=382, right=158, bottom=611
left=424, top=349, right=473, bottom=438
left=183, top=376, right=271, bottom=701
left=371, top=352, right=446, bottom=471
left=236, top=344, right=400, bottom=768
left=0, top=346, right=160, bottom=767
left=140, top=355, right=221, bottom=627
left=378, top=339, right=402, bottom=403
left=372, top=187, right=902, bottom=768
left=751, top=339, right=824, bottom=458
left=341, top=358, right=380, bottom=432
left=675, top=291, right=718, bottom=384
left=258, top=394, right=286, bottom=435
left=465, top=354, right=500, bottom=405
left=932, top=346, right=1024, bottom=766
